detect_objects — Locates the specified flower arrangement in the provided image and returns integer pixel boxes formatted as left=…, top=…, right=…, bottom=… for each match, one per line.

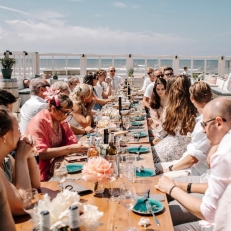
left=103, top=108, right=119, bottom=120
left=0, top=51, right=16, bottom=69
left=31, top=190, right=103, bottom=230
left=82, top=156, right=112, bottom=183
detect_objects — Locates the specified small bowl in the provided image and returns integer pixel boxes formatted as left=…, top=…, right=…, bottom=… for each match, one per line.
left=122, top=102, right=130, bottom=107
left=120, top=110, right=130, bottom=115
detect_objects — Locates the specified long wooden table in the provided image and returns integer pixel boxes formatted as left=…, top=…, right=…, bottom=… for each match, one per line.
left=15, top=114, right=174, bottom=231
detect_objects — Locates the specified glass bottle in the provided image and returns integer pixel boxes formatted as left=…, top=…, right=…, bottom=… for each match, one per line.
left=39, top=211, right=50, bottom=231
left=106, top=132, right=117, bottom=156
left=87, top=134, right=99, bottom=159
left=69, top=205, right=80, bottom=231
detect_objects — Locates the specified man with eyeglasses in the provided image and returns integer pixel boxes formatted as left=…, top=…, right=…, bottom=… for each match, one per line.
left=106, top=66, right=123, bottom=92
left=20, top=78, right=49, bottom=134
left=163, top=67, right=174, bottom=80
left=142, top=69, right=163, bottom=110
left=141, top=67, right=155, bottom=91
left=155, top=97, right=231, bottom=230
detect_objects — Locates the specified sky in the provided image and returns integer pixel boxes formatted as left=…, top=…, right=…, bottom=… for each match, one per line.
left=0, top=0, right=231, bottom=56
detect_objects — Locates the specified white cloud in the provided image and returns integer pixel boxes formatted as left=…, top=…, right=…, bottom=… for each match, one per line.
left=0, top=5, right=30, bottom=15
left=0, top=19, right=198, bottom=55
left=113, top=2, right=127, bottom=8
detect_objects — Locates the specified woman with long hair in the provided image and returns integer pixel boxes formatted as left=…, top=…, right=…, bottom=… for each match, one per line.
left=155, top=81, right=213, bottom=176
left=148, top=78, right=167, bottom=129
left=153, top=75, right=197, bottom=163
left=0, top=106, right=39, bottom=215
left=25, top=93, right=88, bottom=181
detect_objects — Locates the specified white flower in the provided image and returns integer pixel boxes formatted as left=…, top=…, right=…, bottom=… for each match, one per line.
left=138, top=217, right=150, bottom=227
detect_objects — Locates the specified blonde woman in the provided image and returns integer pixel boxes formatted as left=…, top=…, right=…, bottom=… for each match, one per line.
left=71, top=84, right=95, bottom=128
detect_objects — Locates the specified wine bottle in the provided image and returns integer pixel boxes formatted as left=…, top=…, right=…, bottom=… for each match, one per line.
left=87, top=134, right=99, bottom=159
left=69, top=205, right=80, bottom=231
left=119, top=97, right=122, bottom=115
left=39, top=211, right=50, bottom=231
left=106, top=132, right=117, bottom=156
left=104, top=128, right=109, bottom=144
left=128, top=84, right=131, bottom=100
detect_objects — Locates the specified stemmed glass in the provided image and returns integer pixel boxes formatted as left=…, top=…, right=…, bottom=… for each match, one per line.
left=22, top=188, right=39, bottom=220
left=123, top=117, right=131, bottom=132
left=53, top=162, right=68, bottom=191
left=120, top=184, right=139, bottom=231
left=107, top=160, right=119, bottom=201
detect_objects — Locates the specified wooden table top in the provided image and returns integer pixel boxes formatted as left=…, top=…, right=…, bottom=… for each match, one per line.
left=14, top=113, right=174, bottom=231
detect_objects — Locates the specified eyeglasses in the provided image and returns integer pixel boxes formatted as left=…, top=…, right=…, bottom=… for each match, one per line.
left=59, top=108, right=74, bottom=117
left=200, top=117, right=227, bottom=128
left=164, top=72, right=173, bottom=76
left=147, top=72, right=153, bottom=75
left=156, top=74, right=164, bottom=78
left=110, top=70, right=116, bottom=72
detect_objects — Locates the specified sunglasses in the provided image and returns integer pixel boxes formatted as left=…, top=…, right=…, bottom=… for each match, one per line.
left=59, top=108, right=74, bottom=117
left=156, top=74, right=164, bottom=78
left=200, top=117, right=226, bottom=128
left=164, top=72, right=173, bottom=76
left=110, top=70, right=116, bottom=72
left=147, top=72, right=153, bottom=75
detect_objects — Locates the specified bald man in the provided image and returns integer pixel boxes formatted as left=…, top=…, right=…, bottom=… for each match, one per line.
left=155, top=97, right=231, bottom=230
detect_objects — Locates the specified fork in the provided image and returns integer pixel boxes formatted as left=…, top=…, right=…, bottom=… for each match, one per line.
left=136, top=145, right=142, bottom=161
left=146, top=200, right=160, bottom=226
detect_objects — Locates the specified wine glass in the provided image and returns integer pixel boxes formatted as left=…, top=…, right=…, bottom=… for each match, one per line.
left=120, top=184, right=139, bottom=231
left=22, top=188, right=39, bottom=218
left=123, top=117, right=131, bottom=132
left=53, top=162, right=68, bottom=191
left=107, top=160, right=119, bottom=201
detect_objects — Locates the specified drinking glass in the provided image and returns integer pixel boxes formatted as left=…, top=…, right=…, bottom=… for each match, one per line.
left=107, top=160, right=119, bottom=201
left=53, top=162, right=68, bottom=191
left=22, top=188, right=39, bottom=218
left=123, top=117, right=130, bottom=132
left=120, top=185, right=139, bottom=231
left=115, top=136, right=122, bottom=154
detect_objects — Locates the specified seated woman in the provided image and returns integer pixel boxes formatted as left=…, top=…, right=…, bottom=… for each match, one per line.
left=148, top=78, right=167, bottom=130
left=94, top=69, right=112, bottom=99
left=155, top=82, right=213, bottom=176
left=25, top=93, right=88, bottom=181
left=0, top=89, right=17, bottom=111
left=84, top=73, right=108, bottom=110
left=0, top=106, right=39, bottom=215
left=51, top=81, right=70, bottom=96
left=152, top=75, right=197, bottom=163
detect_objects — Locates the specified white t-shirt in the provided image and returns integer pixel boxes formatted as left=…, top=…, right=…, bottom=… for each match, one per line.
left=106, top=75, right=123, bottom=91
left=141, top=77, right=152, bottom=91
left=144, top=82, right=155, bottom=98
left=94, top=82, right=108, bottom=99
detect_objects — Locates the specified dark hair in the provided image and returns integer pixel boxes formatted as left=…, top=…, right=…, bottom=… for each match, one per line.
left=0, top=106, right=13, bottom=137
left=49, top=93, right=73, bottom=110
left=83, top=74, right=97, bottom=86
left=164, top=67, right=173, bottom=73
left=149, top=78, right=167, bottom=109
left=0, top=89, right=17, bottom=106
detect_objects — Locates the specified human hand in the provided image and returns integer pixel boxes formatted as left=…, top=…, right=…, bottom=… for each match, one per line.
left=84, top=126, right=94, bottom=134
left=68, top=143, right=89, bottom=154
left=86, top=100, right=95, bottom=111
left=16, top=135, right=37, bottom=159
left=155, top=175, right=175, bottom=194
left=147, top=118, right=153, bottom=126
left=106, top=78, right=112, bottom=85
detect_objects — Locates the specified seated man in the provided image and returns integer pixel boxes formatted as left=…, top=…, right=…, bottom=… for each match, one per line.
left=20, top=78, right=49, bottom=134
left=141, top=67, right=154, bottom=91
left=106, top=66, right=123, bottom=92
left=67, top=76, right=80, bottom=92
left=156, top=97, right=231, bottom=229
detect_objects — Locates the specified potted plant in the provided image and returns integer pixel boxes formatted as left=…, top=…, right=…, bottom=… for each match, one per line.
left=127, top=68, right=134, bottom=77
left=53, top=71, right=58, bottom=80
left=192, top=73, right=198, bottom=83
left=0, top=51, right=16, bottom=79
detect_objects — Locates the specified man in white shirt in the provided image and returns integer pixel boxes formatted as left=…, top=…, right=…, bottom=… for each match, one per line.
left=155, top=97, right=231, bottom=230
left=106, top=66, right=123, bottom=92
left=141, top=67, right=154, bottom=91
left=20, top=78, right=49, bottom=134
left=142, top=69, right=163, bottom=109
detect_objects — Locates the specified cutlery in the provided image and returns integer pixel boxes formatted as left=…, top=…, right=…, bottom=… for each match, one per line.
left=140, top=165, right=145, bottom=173
left=137, top=132, right=141, bottom=142
left=142, top=189, right=150, bottom=202
left=146, top=200, right=160, bottom=226
left=136, top=145, right=142, bottom=161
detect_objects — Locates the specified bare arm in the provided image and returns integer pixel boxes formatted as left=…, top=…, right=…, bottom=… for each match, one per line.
left=27, top=157, right=40, bottom=189
left=72, top=103, right=92, bottom=128
left=102, top=83, right=112, bottom=98
left=142, top=96, right=150, bottom=109
left=164, top=154, right=198, bottom=172
left=175, top=181, right=208, bottom=194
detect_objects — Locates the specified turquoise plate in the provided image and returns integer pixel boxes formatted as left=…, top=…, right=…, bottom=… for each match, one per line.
left=86, top=132, right=98, bottom=138
left=126, top=147, right=149, bottom=153
left=132, top=131, right=147, bottom=138
left=133, top=198, right=164, bottom=214
left=136, top=168, right=155, bottom=177
left=131, top=121, right=144, bottom=126
left=66, top=164, right=83, bottom=174
left=135, top=116, right=145, bottom=121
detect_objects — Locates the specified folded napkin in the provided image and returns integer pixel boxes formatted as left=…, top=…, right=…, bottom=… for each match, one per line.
left=62, top=181, right=92, bottom=196
left=128, top=126, right=145, bottom=130
left=138, top=194, right=165, bottom=201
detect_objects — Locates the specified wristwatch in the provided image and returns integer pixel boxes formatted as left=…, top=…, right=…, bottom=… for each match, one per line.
left=169, top=165, right=174, bottom=171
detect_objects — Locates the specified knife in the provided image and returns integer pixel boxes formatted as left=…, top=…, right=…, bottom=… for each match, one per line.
left=136, top=145, right=142, bottom=161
